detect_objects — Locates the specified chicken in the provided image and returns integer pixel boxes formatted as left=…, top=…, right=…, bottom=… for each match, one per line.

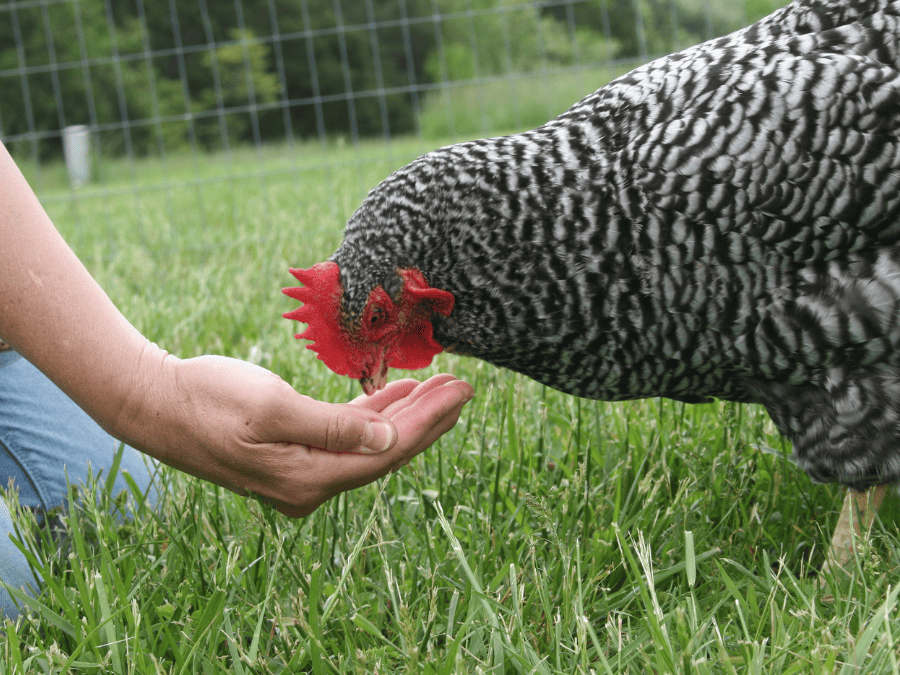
left=284, top=0, right=900, bottom=571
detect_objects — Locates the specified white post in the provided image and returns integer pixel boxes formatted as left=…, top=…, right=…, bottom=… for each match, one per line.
left=62, top=125, right=91, bottom=188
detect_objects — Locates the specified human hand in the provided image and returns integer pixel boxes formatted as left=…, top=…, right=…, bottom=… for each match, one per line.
left=0, top=140, right=473, bottom=517
left=129, top=354, right=473, bottom=517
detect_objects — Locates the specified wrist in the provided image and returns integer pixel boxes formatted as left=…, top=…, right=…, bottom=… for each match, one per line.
left=108, top=340, right=185, bottom=459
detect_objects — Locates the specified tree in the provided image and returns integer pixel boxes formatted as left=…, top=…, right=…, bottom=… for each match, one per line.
left=1, top=0, right=635, bottom=156
left=423, top=0, right=617, bottom=83
left=544, top=0, right=791, bottom=61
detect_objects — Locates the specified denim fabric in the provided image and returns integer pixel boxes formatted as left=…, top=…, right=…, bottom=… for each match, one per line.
left=0, top=350, right=157, bottom=620
left=0, top=496, right=38, bottom=620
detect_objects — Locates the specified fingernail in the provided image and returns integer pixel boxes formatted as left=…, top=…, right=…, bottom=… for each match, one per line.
left=450, top=381, right=475, bottom=401
left=362, top=421, right=394, bottom=453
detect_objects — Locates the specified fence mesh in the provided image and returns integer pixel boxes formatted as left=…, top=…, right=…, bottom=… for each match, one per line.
left=1, top=0, right=784, bottom=235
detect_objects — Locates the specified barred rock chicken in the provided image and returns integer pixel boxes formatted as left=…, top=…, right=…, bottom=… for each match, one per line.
left=284, top=0, right=900, bottom=569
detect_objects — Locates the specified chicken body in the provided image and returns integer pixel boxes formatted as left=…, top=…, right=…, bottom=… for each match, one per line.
left=327, top=0, right=900, bottom=493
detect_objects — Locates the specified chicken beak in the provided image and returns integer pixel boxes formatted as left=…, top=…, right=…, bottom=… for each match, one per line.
left=359, top=359, right=389, bottom=395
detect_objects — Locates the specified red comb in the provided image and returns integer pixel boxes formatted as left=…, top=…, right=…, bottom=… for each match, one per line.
left=283, top=262, right=456, bottom=382
left=282, top=261, right=362, bottom=377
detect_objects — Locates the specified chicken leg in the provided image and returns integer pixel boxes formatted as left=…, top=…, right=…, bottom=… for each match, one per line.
left=821, top=484, right=890, bottom=576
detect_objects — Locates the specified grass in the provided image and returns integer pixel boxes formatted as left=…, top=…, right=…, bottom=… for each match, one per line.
left=417, top=61, right=642, bottom=141
left=3, top=79, right=900, bottom=673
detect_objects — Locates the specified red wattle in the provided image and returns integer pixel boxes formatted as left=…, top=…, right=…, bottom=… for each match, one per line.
left=283, top=262, right=456, bottom=379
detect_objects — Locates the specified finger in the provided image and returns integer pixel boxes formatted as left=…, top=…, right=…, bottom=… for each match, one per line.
left=327, top=375, right=465, bottom=451
left=348, top=374, right=461, bottom=412
left=388, top=400, right=469, bottom=473
left=267, top=376, right=466, bottom=456
left=376, top=374, right=469, bottom=419
left=313, top=380, right=474, bottom=491
left=265, top=386, right=472, bottom=518
left=386, top=385, right=471, bottom=463
left=278, top=395, right=399, bottom=454
left=276, top=501, right=318, bottom=519
left=348, top=378, right=421, bottom=410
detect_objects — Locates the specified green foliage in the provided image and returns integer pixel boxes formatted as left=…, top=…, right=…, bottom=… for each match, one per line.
left=423, top=0, right=618, bottom=82
left=548, top=0, right=792, bottom=59
left=418, top=62, right=638, bottom=140
left=201, top=29, right=280, bottom=106
left=0, top=2, right=282, bottom=158
left=1, top=0, right=792, bottom=161
left=193, top=29, right=281, bottom=150
left=4, top=135, right=900, bottom=672
left=0, top=0, right=438, bottom=158
left=745, top=0, right=795, bottom=22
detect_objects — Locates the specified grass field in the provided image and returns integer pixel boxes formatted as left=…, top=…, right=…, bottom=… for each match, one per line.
left=4, top=95, right=900, bottom=672
left=416, top=62, right=640, bottom=139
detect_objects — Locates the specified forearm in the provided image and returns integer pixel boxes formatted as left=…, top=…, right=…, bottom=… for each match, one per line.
left=0, top=141, right=166, bottom=448
left=0, top=141, right=474, bottom=514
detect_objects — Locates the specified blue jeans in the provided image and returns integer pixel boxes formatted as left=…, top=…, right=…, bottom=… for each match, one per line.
left=0, top=349, right=158, bottom=620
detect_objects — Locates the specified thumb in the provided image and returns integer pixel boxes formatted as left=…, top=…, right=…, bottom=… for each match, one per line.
left=293, top=398, right=398, bottom=454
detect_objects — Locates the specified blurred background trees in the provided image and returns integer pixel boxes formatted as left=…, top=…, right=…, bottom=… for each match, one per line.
left=0, top=0, right=788, bottom=159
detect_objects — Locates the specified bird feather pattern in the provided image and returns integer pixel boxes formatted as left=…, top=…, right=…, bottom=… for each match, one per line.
left=285, top=0, right=900, bottom=491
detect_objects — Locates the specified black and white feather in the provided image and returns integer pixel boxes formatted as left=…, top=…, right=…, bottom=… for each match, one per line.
left=331, top=0, right=900, bottom=490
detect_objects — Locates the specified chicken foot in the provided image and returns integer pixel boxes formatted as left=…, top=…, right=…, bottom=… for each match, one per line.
left=821, top=484, right=890, bottom=577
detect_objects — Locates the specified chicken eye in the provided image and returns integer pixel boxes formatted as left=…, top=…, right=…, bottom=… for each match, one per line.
left=360, top=287, right=394, bottom=335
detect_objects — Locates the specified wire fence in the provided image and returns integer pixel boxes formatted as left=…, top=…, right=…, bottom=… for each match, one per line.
left=1, top=0, right=781, bottom=232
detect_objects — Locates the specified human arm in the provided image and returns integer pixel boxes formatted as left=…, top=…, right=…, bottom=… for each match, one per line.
left=0, top=140, right=473, bottom=517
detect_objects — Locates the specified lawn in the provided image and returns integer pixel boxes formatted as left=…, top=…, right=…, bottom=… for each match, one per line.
left=3, top=84, right=900, bottom=673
